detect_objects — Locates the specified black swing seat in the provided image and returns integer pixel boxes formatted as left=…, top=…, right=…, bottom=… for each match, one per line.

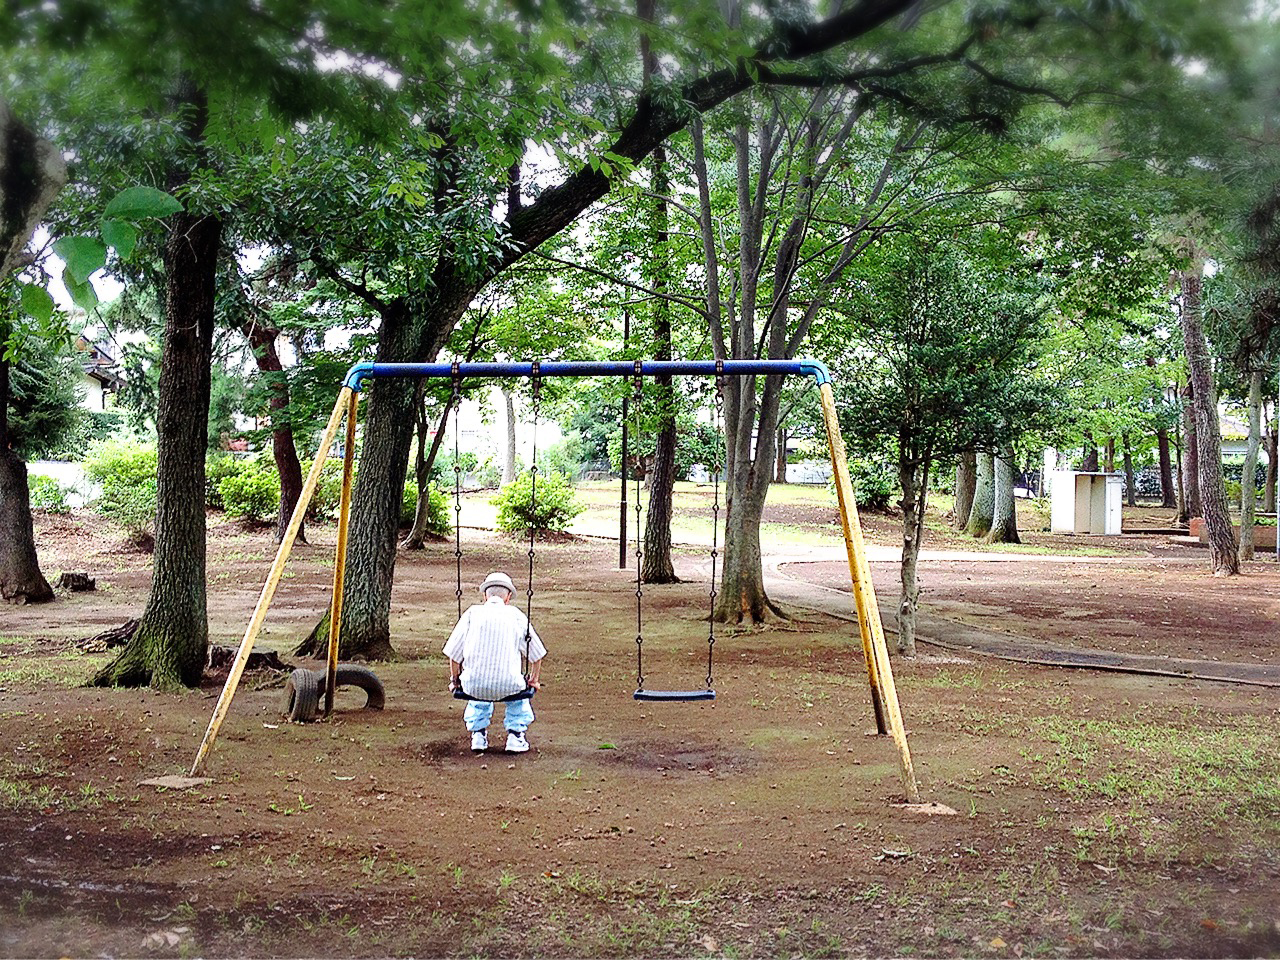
left=633, top=689, right=716, bottom=702
left=453, top=686, right=536, bottom=703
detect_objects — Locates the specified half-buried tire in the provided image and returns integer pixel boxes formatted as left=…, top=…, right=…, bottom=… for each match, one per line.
left=327, top=664, right=386, bottom=710
left=283, top=667, right=321, bottom=722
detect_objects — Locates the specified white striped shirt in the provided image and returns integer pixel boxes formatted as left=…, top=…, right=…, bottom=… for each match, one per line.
left=443, top=597, right=547, bottom=700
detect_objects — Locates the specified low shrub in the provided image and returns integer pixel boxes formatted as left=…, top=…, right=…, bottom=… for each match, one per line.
left=218, top=463, right=281, bottom=524
left=310, top=458, right=357, bottom=523
left=84, top=440, right=158, bottom=543
left=206, top=454, right=247, bottom=509
left=491, top=470, right=583, bottom=536
left=401, top=481, right=452, bottom=535
left=83, top=439, right=156, bottom=489
left=99, top=478, right=158, bottom=544
left=840, top=458, right=897, bottom=511
left=28, top=474, right=70, bottom=514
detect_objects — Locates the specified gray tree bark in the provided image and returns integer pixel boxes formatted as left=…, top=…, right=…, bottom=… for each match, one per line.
left=1265, top=421, right=1277, bottom=515
left=1239, top=370, right=1263, bottom=562
left=638, top=0, right=679, bottom=585
left=242, top=320, right=305, bottom=543
left=1122, top=434, right=1136, bottom=507
left=1179, top=382, right=1202, bottom=523
left=501, top=386, right=517, bottom=485
left=953, top=449, right=976, bottom=529
left=985, top=444, right=1020, bottom=544
left=896, top=457, right=930, bottom=656
left=965, top=451, right=995, bottom=539
left=1178, top=260, right=1238, bottom=575
left=404, top=391, right=450, bottom=549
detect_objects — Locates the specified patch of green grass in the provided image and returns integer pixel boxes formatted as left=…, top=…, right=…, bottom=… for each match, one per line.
left=0, top=649, right=112, bottom=688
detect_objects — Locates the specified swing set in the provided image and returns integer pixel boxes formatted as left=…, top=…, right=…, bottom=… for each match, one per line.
left=189, top=358, right=919, bottom=803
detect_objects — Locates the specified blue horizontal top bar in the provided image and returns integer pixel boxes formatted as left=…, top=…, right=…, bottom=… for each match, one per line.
left=342, top=358, right=831, bottom=391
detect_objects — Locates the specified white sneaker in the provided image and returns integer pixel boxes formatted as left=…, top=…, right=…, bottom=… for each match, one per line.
left=505, top=731, right=530, bottom=754
left=470, top=730, right=488, bottom=753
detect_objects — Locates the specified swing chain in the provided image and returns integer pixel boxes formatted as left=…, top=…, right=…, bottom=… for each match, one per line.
left=451, top=362, right=464, bottom=620
left=706, top=364, right=724, bottom=690
left=633, top=360, right=644, bottom=692
left=524, top=363, right=541, bottom=677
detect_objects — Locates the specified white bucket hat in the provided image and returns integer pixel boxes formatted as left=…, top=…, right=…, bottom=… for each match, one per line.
left=480, top=571, right=516, bottom=595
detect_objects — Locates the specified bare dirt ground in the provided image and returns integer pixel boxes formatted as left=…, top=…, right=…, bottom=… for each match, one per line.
left=0, top=502, right=1278, bottom=958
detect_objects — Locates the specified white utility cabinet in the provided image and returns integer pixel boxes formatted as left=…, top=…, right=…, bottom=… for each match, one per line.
left=1050, top=471, right=1124, bottom=535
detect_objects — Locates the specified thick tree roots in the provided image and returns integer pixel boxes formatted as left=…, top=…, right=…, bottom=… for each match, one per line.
left=294, top=610, right=397, bottom=661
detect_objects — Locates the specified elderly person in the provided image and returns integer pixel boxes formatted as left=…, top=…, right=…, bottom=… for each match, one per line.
left=443, top=571, right=547, bottom=754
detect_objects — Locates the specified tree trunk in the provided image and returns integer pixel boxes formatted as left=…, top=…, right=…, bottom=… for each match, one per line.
left=243, top=320, right=305, bottom=543
left=1180, top=381, right=1202, bottom=522
left=965, top=451, right=995, bottom=539
left=501, top=386, right=517, bottom=485
left=985, top=443, right=1020, bottom=544
left=1080, top=433, right=1099, bottom=472
left=775, top=427, right=787, bottom=484
left=0, top=98, right=64, bottom=605
left=1239, top=370, right=1263, bottom=562
left=1, top=96, right=67, bottom=279
left=0, top=358, right=54, bottom=604
left=952, top=449, right=976, bottom=528
left=94, top=106, right=222, bottom=688
left=302, top=302, right=419, bottom=661
left=1122, top=434, right=1136, bottom=507
left=896, top=456, right=929, bottom=656
left=716, top=481, right=781, bottom=622
left=1265, top=422, right=1277, bottom=515
left=1103, top=438, right=1115, bottom=473
left=638, top=9, right=678, bottom=586
left=1179, top=261, right=1238, bottom=575
left=404, top=389, right=450, bottom=550
left=1157, top=427, right=1176, bottom=508
left=1174, top=435, right=1187, bottom=524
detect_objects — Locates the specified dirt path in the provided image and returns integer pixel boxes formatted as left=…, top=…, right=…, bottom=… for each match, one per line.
left=772, top=549, right=1280, bottom=686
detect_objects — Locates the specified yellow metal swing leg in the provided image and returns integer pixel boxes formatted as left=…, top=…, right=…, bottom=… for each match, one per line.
left=818, top=382, right=920, bottom=803
left=190, top=387, right=354, bottom=777
left=324, top=390, right=359, bottom=716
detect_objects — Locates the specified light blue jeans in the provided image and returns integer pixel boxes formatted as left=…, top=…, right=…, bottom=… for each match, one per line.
left=464, top=698, right=534, bottom=733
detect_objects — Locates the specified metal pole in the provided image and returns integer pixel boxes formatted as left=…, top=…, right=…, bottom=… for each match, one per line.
left=818, top=382, right=920, bottom=804
left=324, top=389, right=359, bottom=716
left=191, top=387, right=353, bottom=776
left=620, top=310, right=629, bottom=569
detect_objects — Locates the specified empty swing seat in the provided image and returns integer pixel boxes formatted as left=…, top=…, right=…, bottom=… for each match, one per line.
left=633, top=689, right=716, bottom=702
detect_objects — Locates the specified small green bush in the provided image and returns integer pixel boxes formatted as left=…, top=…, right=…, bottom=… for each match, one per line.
left=310, top=458, right=357, bottom=523
left=99, top=478, right=158, bottom=544
left=84, top=440, right=158, bottom=542
left=28, top=475, right=70, bottom=514
left=491, top=470, right=583, bottom=536
left=219, top=465, right=281, bottom=523
left=83, top=439, right=157, bottom=489
left=401, top=481, right=452, bottom=535
left=206, top=454, right=247, bottom=509
left=837, top=458, right=897, bottom=511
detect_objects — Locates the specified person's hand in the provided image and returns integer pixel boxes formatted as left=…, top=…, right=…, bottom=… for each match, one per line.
left=528, top=678, right=542, bottom=691
left=449, top=677, right=460, bottom=692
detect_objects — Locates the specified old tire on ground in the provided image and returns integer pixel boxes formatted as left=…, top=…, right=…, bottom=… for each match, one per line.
left=325, top=664, right=386, bottom=710
left=283, top=667, right=321, bottom=722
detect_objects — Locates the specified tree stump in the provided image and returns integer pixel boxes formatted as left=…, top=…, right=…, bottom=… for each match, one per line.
left=58, top=572, right=95, bottom=592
